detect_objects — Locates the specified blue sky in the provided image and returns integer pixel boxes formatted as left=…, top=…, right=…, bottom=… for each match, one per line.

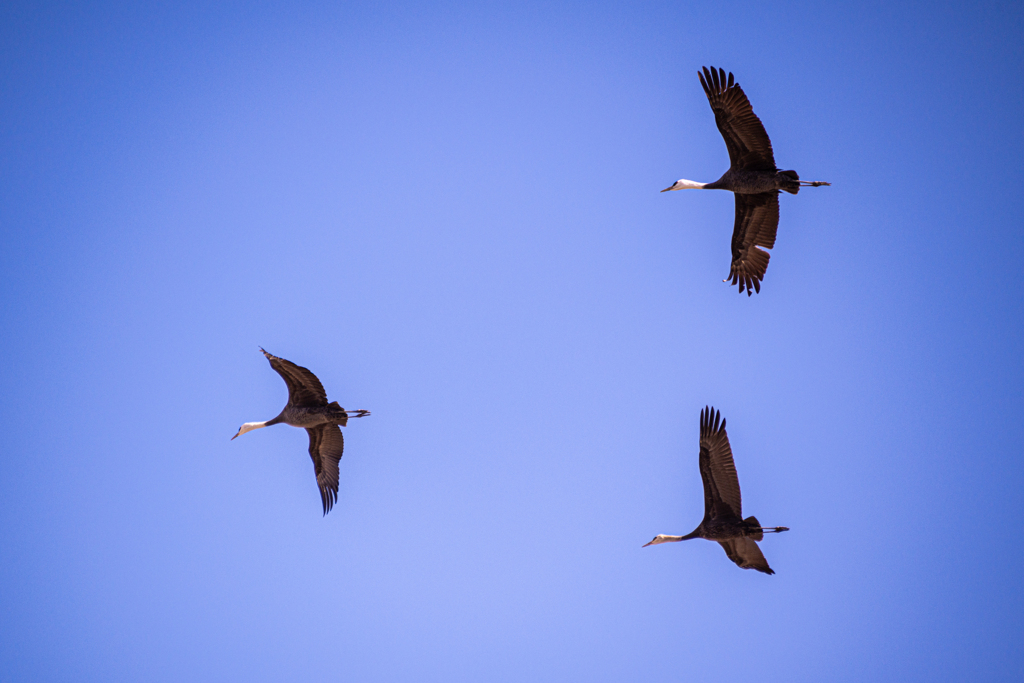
left=1, top=1, right=1022, bottom=681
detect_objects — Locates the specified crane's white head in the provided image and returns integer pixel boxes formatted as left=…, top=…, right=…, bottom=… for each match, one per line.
left=642, top=534, right=686, bottom=547
left=232, top=421, right=267, bottom=440
left=661, top=179, right=706, bottom=192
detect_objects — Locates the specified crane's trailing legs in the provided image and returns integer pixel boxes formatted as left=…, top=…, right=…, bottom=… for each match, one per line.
left=799, top=180, right=830, bottom=187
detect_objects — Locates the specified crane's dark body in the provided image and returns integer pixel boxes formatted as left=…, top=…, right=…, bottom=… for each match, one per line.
left=685, top=517, right=765, bottom=543
left=267, top=403, right=352, bottom=430
left=664, top=66, right=829, bottom=295
left=703, top=168, right=801, bottom=195
left=236, top=348, right=370, bottom=515
left=645, top=407, right=788, bottom=574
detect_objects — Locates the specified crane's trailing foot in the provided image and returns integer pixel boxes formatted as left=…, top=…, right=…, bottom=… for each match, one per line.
left=348, top=409, right=371, bottom=418
left=757, top=526, right=789, bottom=533
left=798, top=181, right=830, bottom=187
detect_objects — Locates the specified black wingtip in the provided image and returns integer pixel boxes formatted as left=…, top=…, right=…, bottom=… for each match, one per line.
left=701, top=406, right=725, bottom=437
left=698, top=66, right=738, bottom=96
left=320, top=488, right=338, bottom=516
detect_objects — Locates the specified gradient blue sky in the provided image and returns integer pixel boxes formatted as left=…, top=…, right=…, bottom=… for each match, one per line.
left=2, top=2, right=1022, bottom=681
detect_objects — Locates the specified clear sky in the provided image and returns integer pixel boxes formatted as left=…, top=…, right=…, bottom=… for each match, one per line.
left=1, top=1, right=1022, bottom=681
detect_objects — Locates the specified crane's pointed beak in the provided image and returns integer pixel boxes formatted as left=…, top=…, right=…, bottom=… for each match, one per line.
left=642, top=538, right=656, bottom=547
left=660, top=186, right=674, bottom=192
left=231, top=432, right=239, bottom=440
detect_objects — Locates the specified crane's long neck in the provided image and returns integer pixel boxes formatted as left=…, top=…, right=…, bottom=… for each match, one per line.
left=662, top=179, right=708, bottom=192
left=232, top=421, right=269, bottom=440
left=644, top=529, right=701, bottom=546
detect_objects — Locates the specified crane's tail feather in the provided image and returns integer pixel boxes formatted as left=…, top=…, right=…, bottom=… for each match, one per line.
left=325, top=401, right=370, bottom=427
left=744, top=516, right=764, bottom=541
left=325, top=401, right=348, bottom=426
left=779, top=170, right=800, bottom=195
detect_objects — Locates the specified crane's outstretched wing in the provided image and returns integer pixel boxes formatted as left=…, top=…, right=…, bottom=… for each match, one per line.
left=307, top=424, right=344, bottom=515
left=718, top=537, right=774, bottom=574
left=698, top=406, right=743, bottom=521
left=698, top=66, right=776, bottom=172
left=728, top=192, right=779, bottom=296
left=261, top=348, right=328, bottom=408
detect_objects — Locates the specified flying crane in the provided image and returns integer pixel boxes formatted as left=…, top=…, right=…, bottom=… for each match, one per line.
left=662, top=66, right=830, bottom=295
left=232, top=348, right=370, bottom=515
left=644, top=407, right=788, bottom=574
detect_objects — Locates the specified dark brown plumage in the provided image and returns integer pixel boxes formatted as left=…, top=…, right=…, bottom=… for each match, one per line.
left=729, top=192, right=779, bottom=296
left=698, top=66, right=776, bottom=173
left=305, top=420, right=346, bottom=515
left=643, top=407, right=788, bottom=574
left=662, top=66, right=830, bottom=295
left=232, top=349, right=370, bottom=515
